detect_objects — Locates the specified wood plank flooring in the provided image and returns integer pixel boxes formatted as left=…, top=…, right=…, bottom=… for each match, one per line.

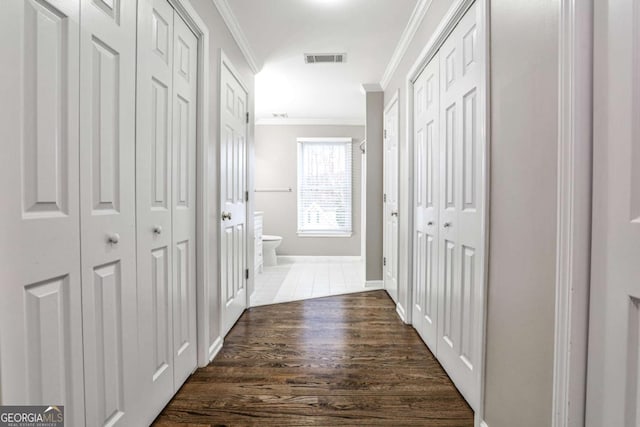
left=153, top=290, right=473, bottom=426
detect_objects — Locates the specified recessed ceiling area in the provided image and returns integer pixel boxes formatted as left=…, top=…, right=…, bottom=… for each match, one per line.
left=226, top=0, right=419, bottom=123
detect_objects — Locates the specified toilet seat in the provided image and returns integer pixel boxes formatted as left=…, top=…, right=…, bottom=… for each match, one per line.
left=262, top=234, right=282, bottom=242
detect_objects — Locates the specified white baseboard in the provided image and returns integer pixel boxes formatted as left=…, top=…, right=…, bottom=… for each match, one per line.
left=278, top=255, right=362, bottom=263
left=364, top=280, right=383, bottom=288
left=208, top=336, right=223, bottom=363
left=396, top=302, right=408, bottom=323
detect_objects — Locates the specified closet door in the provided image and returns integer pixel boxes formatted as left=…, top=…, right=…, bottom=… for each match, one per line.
left=79, top=0, right=140, bottom=424
left=171, top=13, right=198, bottom=388
left=412, top=52, right=441, bottom=350
left=136, top=0, right=176, bottom=419
left=0, top=2, right=85, bottom=425
left=436, top=1, right=484, bottom=409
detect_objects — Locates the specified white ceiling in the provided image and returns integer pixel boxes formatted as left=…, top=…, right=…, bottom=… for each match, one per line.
left=226, top=0, right=419, bottom=123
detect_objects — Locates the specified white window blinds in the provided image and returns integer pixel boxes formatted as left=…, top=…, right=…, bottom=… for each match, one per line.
left=297, top=138, right=353, bottom=235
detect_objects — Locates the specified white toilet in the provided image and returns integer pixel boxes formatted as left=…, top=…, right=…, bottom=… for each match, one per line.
left=262, top=235, right=283, bottom=266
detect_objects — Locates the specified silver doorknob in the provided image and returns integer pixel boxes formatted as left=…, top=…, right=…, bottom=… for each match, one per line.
left=221, top=211, right=232, bottom=221
left=427, top=221, right=434, bottom=226
left=391, top=210, right=398, bottom=217
left=443, top=222, right=452, bottom=228
left=107, top=233, right=120, bottom=244
left=153, top=225, right=162, bottom=235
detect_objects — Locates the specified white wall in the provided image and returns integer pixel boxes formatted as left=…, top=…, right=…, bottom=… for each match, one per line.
left=255, top=124, right=364, bottom=256
left=382, top=0, right=559, bottom=425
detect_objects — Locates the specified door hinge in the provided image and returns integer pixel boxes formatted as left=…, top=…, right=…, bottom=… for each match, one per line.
left=246, top=112, right=249, bottom=124
left=245, top=268, right=249, bottom=280
left=245, top=190, right=249, bottom=202
left=383, top=257, right=386, bottom=266
left=383, top=193, right=387, bottom=203
left=384, top=129, right=387, bottom=139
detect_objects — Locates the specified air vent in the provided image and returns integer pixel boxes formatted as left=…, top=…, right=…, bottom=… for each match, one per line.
left=304, top=53, right=347, bottom=64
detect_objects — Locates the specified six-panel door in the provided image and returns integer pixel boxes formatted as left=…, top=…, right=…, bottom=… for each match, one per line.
left=1, top=0, right=200, bottom=424
left=436, top=1, right=484, bottom=409
left=384, top=96, right=400, bottom=303
left=136, top=0, right=177, bottom=418
left=413, top=52, right=441, bottom=351
left=410, top=0, right=484, bottom=411
left=79, top=0, right=140, bottom=424
left=136, top=0, right=199, bottom=422
left=171, top=11, right=199, bottom=391
left=0, top=1, right=85, bottom=425
left=220, top=59, right=248, bottom=337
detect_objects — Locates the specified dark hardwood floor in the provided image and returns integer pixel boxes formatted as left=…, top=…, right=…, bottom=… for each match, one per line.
left=153, top=290, right=473, bottom=426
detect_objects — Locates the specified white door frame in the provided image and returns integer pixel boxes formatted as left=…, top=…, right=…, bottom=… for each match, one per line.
left=217, top=49, right=250, bottom=343
left=551, top=0, right=593, bottom=426
left=383, top=89, right=400, bottom=302
left=403, top=0, right=489, bottom=424
left=160, top=0, right=212, bottom=368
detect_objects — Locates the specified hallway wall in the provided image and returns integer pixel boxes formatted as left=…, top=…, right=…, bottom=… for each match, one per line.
left=254, top=124, right=364, bottom=256
left=483, top=1, right=558, bottom=425
left=187, top=0, right=256, bottom=355
left=382, top=0, right=559, bottom=426
left=364, top=91, right=384, bottom=281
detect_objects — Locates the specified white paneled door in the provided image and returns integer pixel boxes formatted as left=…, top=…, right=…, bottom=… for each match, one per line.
left=410, top=0, right=485, bottom=411
left=436, top=2, right=484, bottom=409
left=137, top=0, right=199, bottom=421
left=78, top=0, right=139, bottom=425
left=587, top=0, right=640, bottom=424
left=412, top=51, right=441, bottom=351
left=171, top=8, right=199, bottom=393
left=220, top=56, right=249, bottom=336
left=383, top=94, right=400, bottom=304
left=136, top=0, right=175, bottom=416
left=0, top=1, right=85, bottom=425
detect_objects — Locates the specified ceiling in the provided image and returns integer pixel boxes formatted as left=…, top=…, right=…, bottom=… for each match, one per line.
left=226, top=0, right=419, bottom=123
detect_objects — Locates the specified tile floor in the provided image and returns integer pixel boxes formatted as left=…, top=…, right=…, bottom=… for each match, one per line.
left=251, top=256, right=380, bottom=307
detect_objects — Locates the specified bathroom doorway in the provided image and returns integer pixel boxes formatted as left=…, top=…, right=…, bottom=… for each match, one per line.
left=251, top=126, right=369, bottom=306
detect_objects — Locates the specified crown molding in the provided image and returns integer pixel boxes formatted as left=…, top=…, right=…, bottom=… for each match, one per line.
left=255, top=117, right=365, bottom=126
left=210, top=0, right=261, bottom=74
left=380, top=0, right=433, bottom=90
left=361, top=83, right=383, bottom=93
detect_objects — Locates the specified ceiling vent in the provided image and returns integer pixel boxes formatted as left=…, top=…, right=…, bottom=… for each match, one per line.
left=304, top=53, right=347, bottom=64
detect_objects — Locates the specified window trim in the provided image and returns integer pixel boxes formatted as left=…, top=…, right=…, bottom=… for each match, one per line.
left=296, top=137, right=353, bottom=237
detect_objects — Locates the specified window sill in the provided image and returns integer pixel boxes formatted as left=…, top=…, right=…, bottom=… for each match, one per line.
left=297, top=232, right=353, bottom=238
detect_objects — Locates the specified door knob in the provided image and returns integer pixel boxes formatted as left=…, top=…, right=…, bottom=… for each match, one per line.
left=443, top=222, right=452, bottom=228
left=427, top=221, right=434, bottom=226
left=222, top=211, right=232, bottom=221
left=153, top=225, right=162, bottom=235
left=107, top=233, right=120, bottom=244
left=391, top=210, right=398, bottom=217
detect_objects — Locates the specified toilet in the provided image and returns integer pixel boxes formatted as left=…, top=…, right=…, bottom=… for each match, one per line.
left=262, top=235, right=283, bottom=266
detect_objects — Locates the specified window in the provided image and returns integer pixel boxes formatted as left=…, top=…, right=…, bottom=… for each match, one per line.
left=297, top=137, right=353, bottom=236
